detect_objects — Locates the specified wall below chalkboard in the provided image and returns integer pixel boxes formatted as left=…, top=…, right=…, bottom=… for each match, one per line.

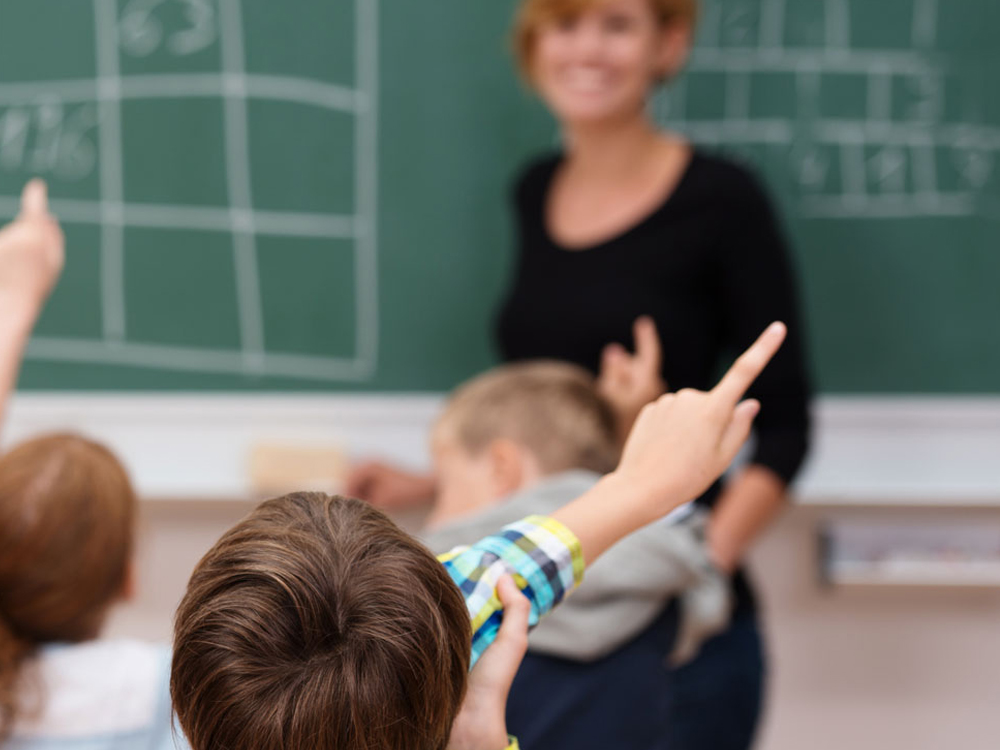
left=4, top=394, right=1000, bottom=504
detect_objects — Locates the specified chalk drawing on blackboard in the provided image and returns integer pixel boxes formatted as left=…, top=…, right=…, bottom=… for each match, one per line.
left=0, top=0, right=379, bottom=381
left=119, top=0, right=218, bottom=59
left=655, top=0, right=999, bottom=220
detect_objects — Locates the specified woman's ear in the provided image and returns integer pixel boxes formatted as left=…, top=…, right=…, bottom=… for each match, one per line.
left=655, top=21, right=693, bottom=84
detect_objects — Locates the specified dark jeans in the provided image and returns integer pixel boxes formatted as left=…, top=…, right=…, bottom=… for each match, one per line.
left=506, top=601, right=765, bottom=750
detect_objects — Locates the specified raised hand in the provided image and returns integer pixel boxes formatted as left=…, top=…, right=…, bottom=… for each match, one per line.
left=343, top=460, right=436, bottom=511
left=615, top=322, right=786, bottom=512
left=597, top=316, right=667, bottom=438
left=551, top=322, right=786, bottom=574
left=0, top=180, right=65, bottom=328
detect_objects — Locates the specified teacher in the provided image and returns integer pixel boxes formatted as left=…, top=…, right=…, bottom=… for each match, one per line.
left=348, top=0, right=811, bottom=747
left=498, top=0, right=811, bottom=746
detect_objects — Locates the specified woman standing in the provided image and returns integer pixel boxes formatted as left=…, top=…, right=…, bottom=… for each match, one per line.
left=349, top=0, right=811, bottom=747
left=499, top=2, right=811, bottom=746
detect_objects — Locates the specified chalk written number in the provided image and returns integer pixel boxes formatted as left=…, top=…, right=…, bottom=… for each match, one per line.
left=0, top=101, right=98, bottom=181
left=120, top=0, right=217, bottom=57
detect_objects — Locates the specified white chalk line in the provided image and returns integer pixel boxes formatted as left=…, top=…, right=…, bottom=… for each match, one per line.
left=824, top=0, right=851, bottom=52
left=0, top=74, right=364, bottom=112
left=26, top=337, right=370, bottom=381
left=93, top=0, right=127, bottom=342
left=910, top=139, right=940, bottom=198
left=688, top=47, right=941, bottom=76
left=725, top=70, right=752, bottom=120
left=219, top=0, right=264, bottom=365
left=0, top=198, right=360, bottom=238
left=912, top=0, right=940, bottom=48
left=800, top=193, right=976, bottom=218
left=840, top=142, right=868, bottom=198
left=759, top=0, right=787, bottom=51
left=354, top=0, right=379, bottom=376
left=867, top=69, right=893, bottom=125
left=795, top=68, right=821, bottom=121
left=670, top=119, right=1000, bottom=150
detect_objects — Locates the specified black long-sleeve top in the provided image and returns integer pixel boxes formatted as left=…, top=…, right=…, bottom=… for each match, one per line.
left=496, top=150, right=813, bottom=613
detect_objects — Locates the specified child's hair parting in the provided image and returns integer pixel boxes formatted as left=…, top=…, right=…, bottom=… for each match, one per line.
left=171, top=493, right=472, bottom=750
left=0, top=433, right=136, bottom=738
left=435, top=360, right=621, bottom=475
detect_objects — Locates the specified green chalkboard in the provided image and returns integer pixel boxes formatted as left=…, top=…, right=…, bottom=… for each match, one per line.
left=0, top=0, right=997, bottom=393
left=655, top=0, right=1000, bottom=394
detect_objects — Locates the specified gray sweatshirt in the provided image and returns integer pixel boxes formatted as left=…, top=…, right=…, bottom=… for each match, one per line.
left=420, top=471, right=731, bottom=665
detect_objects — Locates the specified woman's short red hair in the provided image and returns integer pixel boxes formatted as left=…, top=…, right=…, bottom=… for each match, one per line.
left=513, top=0, right=699, bottom=79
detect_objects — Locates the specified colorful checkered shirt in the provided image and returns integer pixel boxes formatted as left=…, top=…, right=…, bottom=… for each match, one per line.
left=438, top=515, right=585, bottom=667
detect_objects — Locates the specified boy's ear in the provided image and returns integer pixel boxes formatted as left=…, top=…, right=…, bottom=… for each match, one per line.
left=487, top=438, right=533, bottom=497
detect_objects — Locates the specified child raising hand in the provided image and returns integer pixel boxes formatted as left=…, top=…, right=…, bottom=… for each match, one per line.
left=0, top=180, right=65, bottom=421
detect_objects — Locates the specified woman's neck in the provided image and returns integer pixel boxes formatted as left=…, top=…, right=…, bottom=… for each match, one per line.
left=561, top=114, right=670, bottom=180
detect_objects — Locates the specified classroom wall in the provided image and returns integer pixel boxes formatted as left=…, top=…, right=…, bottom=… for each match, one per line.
left=750, top=506, right=1000, bottom=750
left=107, top=500, right=1000, bottom=750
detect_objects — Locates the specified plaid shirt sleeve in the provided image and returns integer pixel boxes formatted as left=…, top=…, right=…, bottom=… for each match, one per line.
left=438, top=515, right=585, bottom=667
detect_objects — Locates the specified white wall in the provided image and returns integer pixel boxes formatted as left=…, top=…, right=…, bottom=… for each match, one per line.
left=6, top=395, right=1000, bottom=503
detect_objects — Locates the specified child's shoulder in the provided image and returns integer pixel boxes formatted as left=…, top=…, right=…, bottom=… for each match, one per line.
left=34, top=638, right=169, bottom=691
left=12, top=639, right=172, bottom=743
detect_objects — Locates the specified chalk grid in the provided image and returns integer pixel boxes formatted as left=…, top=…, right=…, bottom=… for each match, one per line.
left=655, top=0, right=999, bottom=219
left=0, top=0, right=378, bottom=381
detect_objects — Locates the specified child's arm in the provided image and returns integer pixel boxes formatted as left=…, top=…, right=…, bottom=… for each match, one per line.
left=447, top=576, right=529, bottom=750
left=439, top=514, right=582, bottom=666
left=441, top=323, right=786, bottom=665
left=0, top=181, right=65, bottom=427
left=551, top=322, right=786, bottom=564
left=344, top=460, right=436, bottom=511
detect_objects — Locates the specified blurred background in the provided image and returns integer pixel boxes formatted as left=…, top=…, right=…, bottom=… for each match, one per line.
left=1, top=1, right=998, bottom=748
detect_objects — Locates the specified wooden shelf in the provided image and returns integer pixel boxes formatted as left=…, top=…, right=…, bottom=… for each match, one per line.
left=827, top=560, right=1000, bottom=587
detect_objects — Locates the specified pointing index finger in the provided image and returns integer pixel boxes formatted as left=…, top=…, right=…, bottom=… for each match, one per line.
left=19, top=179, right=50, bottom=218
left=634, top=316, right=662, bottom=370
left=712, top=322, right=787, bottom=409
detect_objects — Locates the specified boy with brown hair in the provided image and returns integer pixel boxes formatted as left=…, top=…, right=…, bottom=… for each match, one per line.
left=171, top=323, right=786, bottom=750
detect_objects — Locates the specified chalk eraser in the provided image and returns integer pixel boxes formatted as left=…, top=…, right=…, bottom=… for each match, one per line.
left=248, top=443, right=347, bottom=497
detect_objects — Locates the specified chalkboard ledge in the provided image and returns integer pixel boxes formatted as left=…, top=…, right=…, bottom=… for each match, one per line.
left=4, top=395, right=999, bottom=506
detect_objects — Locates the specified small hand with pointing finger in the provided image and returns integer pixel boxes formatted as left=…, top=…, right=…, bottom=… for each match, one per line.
left=0, top=180, right=65, bottom=329
left=615, top=322, right=787, bottom=515
left=597, top=316, right=667, bottom=440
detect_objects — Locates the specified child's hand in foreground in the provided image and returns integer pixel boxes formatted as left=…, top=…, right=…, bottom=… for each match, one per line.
left=553, top=323, right=787, bottom=564
left=0, top=180, right=65, bottom=330
left=448, top=576, right=529, bottom=750
left=614, top=322, right=787, bottom=518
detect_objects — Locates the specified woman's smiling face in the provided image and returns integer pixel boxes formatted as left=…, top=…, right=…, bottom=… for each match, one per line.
left=530, top=0, right=681, bottom=127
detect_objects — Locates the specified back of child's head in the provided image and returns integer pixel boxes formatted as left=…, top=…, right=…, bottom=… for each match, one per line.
left=435, top=360, right=620, bottom=475
left=0, top=433, right=136, bottom=737
left=171, top=492, right=471, bottom=750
